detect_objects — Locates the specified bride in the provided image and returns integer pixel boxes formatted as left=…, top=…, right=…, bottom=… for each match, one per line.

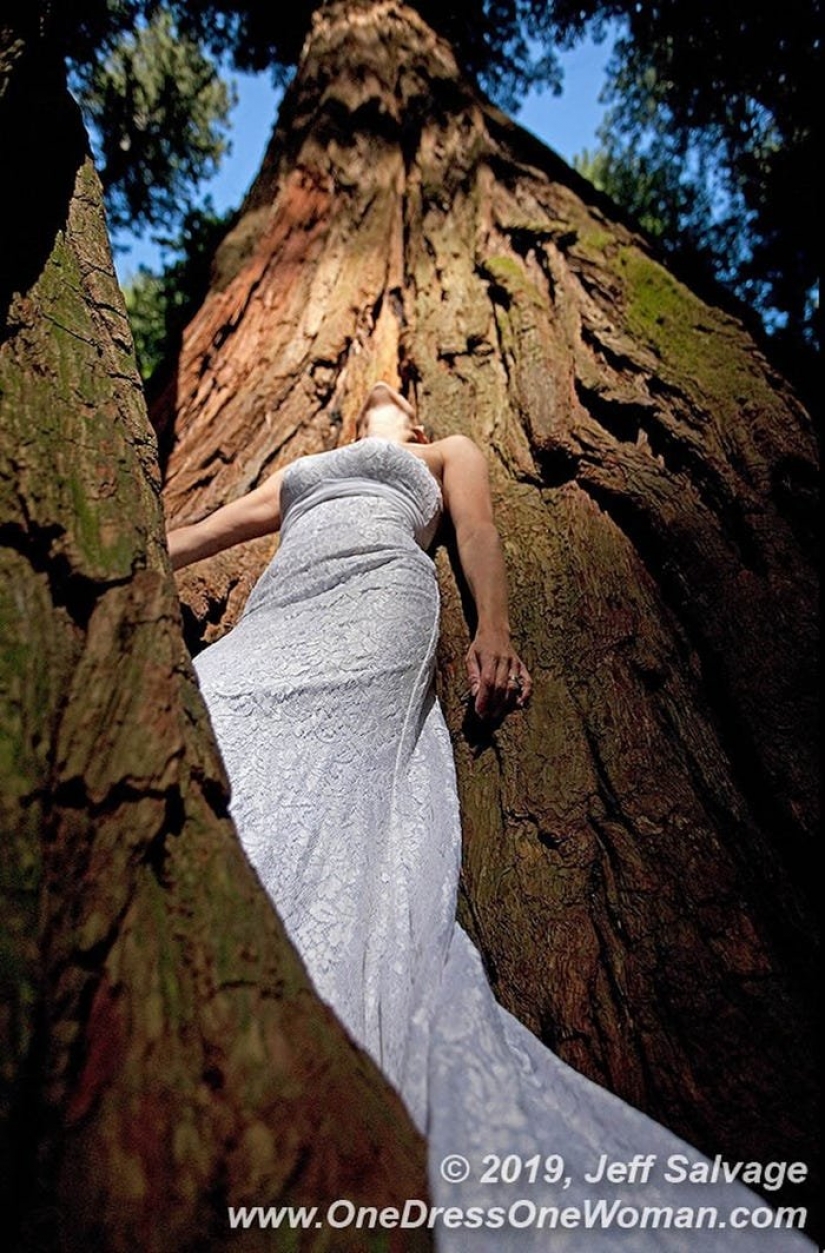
left=167, top=383, right=813, bottom=1250
left=168, top=381, right=532, bottom=721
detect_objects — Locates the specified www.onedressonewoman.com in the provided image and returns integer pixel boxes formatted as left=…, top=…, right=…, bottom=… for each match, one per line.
left=227, top=1197, right=808, bottom=1235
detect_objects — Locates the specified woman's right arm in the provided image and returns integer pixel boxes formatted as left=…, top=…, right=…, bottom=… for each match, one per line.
left=166, top=468, right=286, bottom=571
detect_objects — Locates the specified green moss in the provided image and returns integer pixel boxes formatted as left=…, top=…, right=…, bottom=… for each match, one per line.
left=0, top=228, right=143, bottom=579
left=67, top=469, right=134, bottom=573
left=620, top=247, right=698, bottom=342
left=482, top=255, right=545, bottom=308
left=577, top=226, right=613, bottom=255
left=616, top=246, right=775, bottom=412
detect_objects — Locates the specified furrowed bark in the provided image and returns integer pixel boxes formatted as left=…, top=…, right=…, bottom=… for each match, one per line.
left=0, top=7, right=430, bottom=1250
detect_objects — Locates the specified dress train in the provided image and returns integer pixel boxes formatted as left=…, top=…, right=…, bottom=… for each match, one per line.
left=193, top=438, right=813, bottom=1250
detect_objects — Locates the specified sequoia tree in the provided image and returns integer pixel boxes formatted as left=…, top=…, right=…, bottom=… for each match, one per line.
left=1, top=5, right=431, bottom=1251
left=1, top=0, right=819, bottom=1247
left=156, top=0, right=819, bottom=1222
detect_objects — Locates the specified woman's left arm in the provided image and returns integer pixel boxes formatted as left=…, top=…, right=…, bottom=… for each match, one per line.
left=440, top=435, right=532, bottom=719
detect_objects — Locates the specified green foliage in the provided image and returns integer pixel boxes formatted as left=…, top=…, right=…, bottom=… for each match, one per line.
left=160, top=0, right=567, bottom=107
left=63, top=2, right=568, bottom=249
left=121, top=201, right=234, bottom=383
left=550, top=0, right=819, bottom=359
left=63, top=1, right=567, bottom=112
left=70, top=8, right=236, bottom=233
left=122, top=269, right=173, bottom=382
left=574, top=146, right=684, bottom=243
left=573, top=141, right=740, bottom=292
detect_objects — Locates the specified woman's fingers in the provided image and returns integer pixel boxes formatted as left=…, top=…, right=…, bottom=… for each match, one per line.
left=474, top=649, right=505, bottom=716
left=466, top=648, right=482, bottom=698
left=509, top=659, right=533, bottom=708
left=466, top=642, right=532, bottom=719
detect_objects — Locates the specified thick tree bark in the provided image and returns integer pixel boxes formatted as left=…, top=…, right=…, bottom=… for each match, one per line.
left=0, top=8, right=430, bottom=1250
left=156, top=0, right=819, bottom=1223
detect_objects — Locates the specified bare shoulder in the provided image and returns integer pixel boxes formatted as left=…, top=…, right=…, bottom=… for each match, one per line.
left=408, top=436, right=488, bottom=497
left=430, top=433, right=488, bottom=473
left=434, top=433, right=483, bottom=456
left=428, top=435, right=494, bottom=525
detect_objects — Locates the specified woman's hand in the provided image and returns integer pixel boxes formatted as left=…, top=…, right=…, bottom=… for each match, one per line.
left=466, top=629, right=532, bottom=721
left=438, top=436, right=531, bottom=721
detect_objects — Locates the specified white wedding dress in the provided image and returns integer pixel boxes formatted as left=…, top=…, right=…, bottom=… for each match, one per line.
left=193, top=438, right=813, bottom=1250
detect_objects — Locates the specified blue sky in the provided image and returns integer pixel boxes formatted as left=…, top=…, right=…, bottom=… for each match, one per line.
left=113, top=34, right=615, bottom=284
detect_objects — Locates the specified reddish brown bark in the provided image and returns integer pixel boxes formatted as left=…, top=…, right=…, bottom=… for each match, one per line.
left=156, top=0, right=819, bottom=1223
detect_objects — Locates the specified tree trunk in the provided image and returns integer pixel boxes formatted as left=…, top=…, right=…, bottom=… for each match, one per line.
left=156, top=0, right=819, bottom=1222
left=0, top=8, right=430, bottom=1250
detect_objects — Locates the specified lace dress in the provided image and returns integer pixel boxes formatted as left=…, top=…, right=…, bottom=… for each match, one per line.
left=193, top=438, right=813, bottom=1250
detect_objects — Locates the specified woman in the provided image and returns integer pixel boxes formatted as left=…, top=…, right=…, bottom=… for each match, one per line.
left=167, top=384, right=812, bottom=1250
left=169, top=382, right=532, bottom=720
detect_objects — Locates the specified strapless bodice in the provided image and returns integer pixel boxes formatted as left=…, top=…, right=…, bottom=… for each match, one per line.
left=239, top=438, right=442, bottom=622
left=280, top=437, right=442, bottom=550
